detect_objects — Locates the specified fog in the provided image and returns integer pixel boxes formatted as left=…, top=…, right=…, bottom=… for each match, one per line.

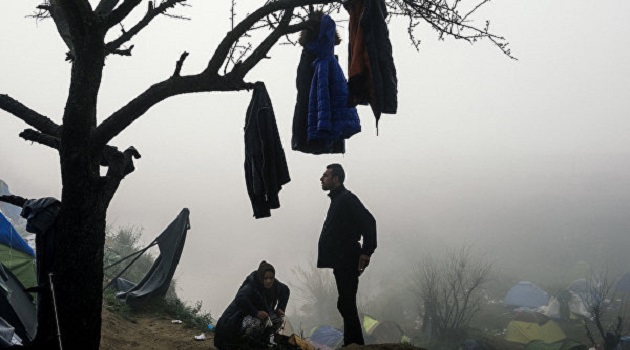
left=1, top=0, right=630, bottom=325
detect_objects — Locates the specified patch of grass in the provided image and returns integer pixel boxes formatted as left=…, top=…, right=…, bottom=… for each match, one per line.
left=103, top=288, right=212, bottom=331
left=103, top=288, right=133, bottom=319
left=149, top=297, right=213, bottom=331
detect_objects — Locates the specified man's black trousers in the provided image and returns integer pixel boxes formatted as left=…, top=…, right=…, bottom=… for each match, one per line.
left=333, top=266, right=364, bottom=346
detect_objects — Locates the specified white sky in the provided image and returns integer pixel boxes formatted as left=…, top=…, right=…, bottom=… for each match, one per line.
left=2, top=0, right=630, bottom=318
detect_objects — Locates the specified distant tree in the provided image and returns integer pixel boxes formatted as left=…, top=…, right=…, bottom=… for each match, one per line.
left=0, top=0, right=511, bottom=348
left=582, top=270, right=629, bottom=350
left=291, top=264, right=341, bottom=328
left=411, top=245, right=492, bottom=339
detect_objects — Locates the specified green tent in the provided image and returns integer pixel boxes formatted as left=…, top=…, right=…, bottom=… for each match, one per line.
left=0, top=212, right=36, bottom=290
left=524, top=339, right=587, bottom=350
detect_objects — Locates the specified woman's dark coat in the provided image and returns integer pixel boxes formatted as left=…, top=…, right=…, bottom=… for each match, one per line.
left=214, top=271, right=290, bottom=344
left=306, top=15, right=361, bottom=143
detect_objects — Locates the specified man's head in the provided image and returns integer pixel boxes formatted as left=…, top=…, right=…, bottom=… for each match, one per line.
left=321, top=163, right=345, bottom=191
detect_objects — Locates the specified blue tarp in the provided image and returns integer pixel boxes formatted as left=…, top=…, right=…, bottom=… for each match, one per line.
left=0, top=212, right=34, bottom=257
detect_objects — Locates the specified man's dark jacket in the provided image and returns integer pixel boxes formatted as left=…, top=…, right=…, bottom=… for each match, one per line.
left=215, top=271, right=290, bottom=343
left=244, top=82, right=291, bottom=219
left=318, top=186, right=377, bottom=269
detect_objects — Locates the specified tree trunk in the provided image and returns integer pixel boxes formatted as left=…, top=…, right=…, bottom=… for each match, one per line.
left=32, top=27, right=108, bottom=350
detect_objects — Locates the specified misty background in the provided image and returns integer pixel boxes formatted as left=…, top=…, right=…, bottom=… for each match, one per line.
left=1, top=0, right=630, bottom=324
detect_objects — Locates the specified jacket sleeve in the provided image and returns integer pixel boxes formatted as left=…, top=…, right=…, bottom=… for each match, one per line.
left=316, top=60, right=332, bottom=132
left=275, top=281, right=290, bottom=312
left=234, top=284, right=259, bottom=317
left=349, top=196, right=377, bottom=256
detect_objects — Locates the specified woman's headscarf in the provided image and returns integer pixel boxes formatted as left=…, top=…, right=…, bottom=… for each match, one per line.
left=257, top=260, right=275, bottom=284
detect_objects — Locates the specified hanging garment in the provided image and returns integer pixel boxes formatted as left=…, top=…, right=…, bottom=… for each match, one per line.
left=306, top=15, right=361, bottom=143
left=292, top=47, right=345, bottom=154
left=346, top=0, right=398, bottom=126
left=244, top=82, right=291, bottom=219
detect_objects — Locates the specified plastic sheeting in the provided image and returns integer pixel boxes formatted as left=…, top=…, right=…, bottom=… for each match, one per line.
left=116, top=209, right=190, bottom=307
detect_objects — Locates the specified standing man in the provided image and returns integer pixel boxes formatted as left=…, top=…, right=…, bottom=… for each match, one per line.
left=318, top=163, right=377, bottom=346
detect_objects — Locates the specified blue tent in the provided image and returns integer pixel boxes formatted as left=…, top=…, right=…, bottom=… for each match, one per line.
left=309, top=325, right=343, bottom=349
left=504, top=281, right=549, bottom=309
left=0, top=212, right=33, bottom=257
left=616, top=273, right=630, bottom=293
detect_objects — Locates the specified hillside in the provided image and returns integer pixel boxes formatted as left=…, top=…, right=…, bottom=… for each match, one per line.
left=99, top=307, right=427, bottom=350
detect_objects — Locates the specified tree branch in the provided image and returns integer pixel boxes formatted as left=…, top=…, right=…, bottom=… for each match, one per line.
left=93, top=73, right=254, bottom=147
left=172, top=51, right=189, bottom=77
left=0, top=94, right=61, bottom=136
left=95, top=0, right=121, bottom=15
left=206, top=0, right=337, bottom=75
left=100, top=146, right=141, bottom=206
left=105, top=0, right=187, bottom=53
left=232, top=8, right=296, bottom=78
left=20, top=129, right=62, bottom=150
left=105, top=0, right=142, bottom=28
left=0, top=195, right=28, bottom=208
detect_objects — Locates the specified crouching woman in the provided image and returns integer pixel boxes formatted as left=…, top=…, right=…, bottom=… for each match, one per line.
left=214, top=261, right=290, bottom=349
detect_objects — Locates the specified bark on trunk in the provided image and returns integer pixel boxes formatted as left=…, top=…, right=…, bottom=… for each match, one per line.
left=30, top=26, right=109, bottom=350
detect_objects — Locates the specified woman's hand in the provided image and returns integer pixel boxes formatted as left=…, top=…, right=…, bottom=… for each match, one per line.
left=275, top=309, right=285, bottom=317
left=257, top=311, right=269, bottom=320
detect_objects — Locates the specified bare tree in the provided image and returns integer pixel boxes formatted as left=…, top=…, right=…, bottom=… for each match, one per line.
left=411, top=245, right=492, bottom=339
left=582, top=271, right=629, bottom=350
left=0, top=1, right=510, bottom=348
left=291, top=264, right=341, bottom=328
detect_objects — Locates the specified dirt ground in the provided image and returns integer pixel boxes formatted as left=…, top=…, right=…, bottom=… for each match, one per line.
left=100, top=308, right=425, bottom=350
left=100, top=307, right=212, bottom=350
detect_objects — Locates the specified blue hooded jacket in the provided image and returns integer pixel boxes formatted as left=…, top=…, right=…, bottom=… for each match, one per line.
left=306, top=15, right=360, bottom=142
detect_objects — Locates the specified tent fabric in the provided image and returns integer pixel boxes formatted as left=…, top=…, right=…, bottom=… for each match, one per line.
left=362, top=314, right=379, bottom=334
left=504, top=281, right=550, bottom=309
left=0, top=264, right=37, bottom=345
left=0, top=246, right=36, bottom=291
left=0, top=181, right=22, bottom=222
left=370, top=321, right=405, bottom=344
left=505, top=319, right=566, bottom=344
left=0, top=212, right=34, bottom=257
left=0, top=212, right=36, bottom=291
left=308, top=325, right=343, bottom=349
left=0, top=316, right=22, bottom=347
left=459, top=339, right=487, bottom=350
left=513, top=311, right=550, bottom=324
left=116, top=208, right=190, bottom=307
left=113, top=277, right=136, bottom=293
left=523, top=339, right=587, bottom=350
left=616, top=273, right=630, bottom=293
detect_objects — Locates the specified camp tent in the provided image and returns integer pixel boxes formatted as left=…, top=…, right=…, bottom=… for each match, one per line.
left=0, top=263, right=37, bottom=345
left=0, top=181, right=21, bottom=223
left=308, top=325, right=343, bottom=349
left=361, top=315, right=408, bottom=344
left=615, top=273, right=630, bottom=293
left=504, top=281, right=550, bottom=309
left=523, top=339, right=587, bottom=350
left=0, top=212, right=36, bottom=291
left=505, top=312, right=566, bottom=344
